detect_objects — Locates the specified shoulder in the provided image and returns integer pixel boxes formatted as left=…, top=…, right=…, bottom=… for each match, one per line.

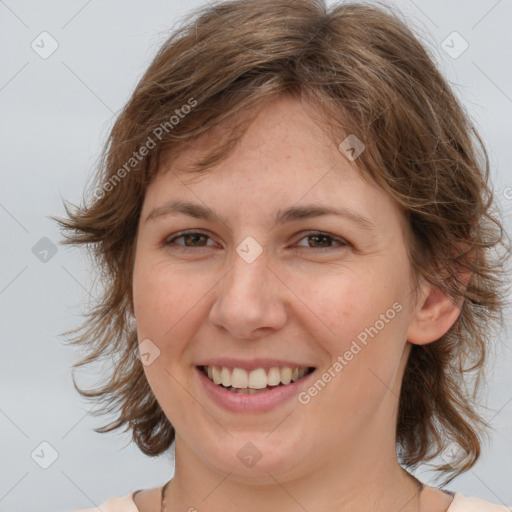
left=448, top=492, right=511, bottom=512
left=69, top=492, right=140, bottom=512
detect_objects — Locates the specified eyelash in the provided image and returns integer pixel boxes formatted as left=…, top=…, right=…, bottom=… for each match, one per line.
left=164, top=230, right=349, bottom=252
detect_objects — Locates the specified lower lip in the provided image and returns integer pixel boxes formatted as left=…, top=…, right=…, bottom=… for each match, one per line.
left=196, top=366, right=315, bottom=413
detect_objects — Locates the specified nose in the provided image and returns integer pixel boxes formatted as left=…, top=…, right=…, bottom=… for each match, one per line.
left=208, top=248, right=288, bottom=341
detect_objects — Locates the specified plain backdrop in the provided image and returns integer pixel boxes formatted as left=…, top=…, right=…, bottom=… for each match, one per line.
left=1, top=1, right=511, bottom=511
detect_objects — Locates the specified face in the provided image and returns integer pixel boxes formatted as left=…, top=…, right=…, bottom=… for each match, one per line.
left=132, top=94, right=421, bottom=484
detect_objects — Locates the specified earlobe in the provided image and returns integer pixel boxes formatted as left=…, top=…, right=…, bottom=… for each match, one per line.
left=406, top=282, right=464, bottom=345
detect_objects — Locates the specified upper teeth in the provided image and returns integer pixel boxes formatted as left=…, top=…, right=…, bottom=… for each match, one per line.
left=205, top=366, right=309, bottom=389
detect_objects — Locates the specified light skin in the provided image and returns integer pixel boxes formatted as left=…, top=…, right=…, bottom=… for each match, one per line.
left=131, top=94, right=462, bottom=512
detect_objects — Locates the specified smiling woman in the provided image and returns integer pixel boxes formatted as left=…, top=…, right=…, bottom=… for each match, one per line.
left=53, top=1, right=510, bottom=511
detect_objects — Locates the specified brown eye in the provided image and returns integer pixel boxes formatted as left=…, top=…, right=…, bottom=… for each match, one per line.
left=165, top=231, right=215, bottom=249
left=163, top=230, right=348, bottom=252
left=295, top=232, right=348, bottom=250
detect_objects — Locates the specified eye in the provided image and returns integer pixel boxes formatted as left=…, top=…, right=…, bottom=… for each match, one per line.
left=295, top=231, right=348, bottom=250
left=165, top=231, right=217, bottom=249
left=164, top=230, right=348, bottom=251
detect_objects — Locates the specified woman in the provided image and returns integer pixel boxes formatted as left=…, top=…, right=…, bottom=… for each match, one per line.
left=57, top=0, right=510, bottom=511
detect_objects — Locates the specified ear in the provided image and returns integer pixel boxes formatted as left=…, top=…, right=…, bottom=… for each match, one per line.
left=406, top=280, right=464, bottom=345
left=407, top=243, right=473, bottom=345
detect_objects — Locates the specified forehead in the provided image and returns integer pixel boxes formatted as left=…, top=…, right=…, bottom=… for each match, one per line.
left=145, top=95, right=402, bottom=233
left=158, top=95, right=362, bottom=185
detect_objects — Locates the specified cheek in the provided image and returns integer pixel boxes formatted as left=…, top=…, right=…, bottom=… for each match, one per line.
left=133, top=260, right=208, bottom=421
left=294, top=267, right=398, bottom=350
left=132, top=257, right=215, bottom=351
left=296, top=268, right=408, bottom=401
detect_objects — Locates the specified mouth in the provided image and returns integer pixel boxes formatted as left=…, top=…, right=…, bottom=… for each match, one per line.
left=198, top=365, right=315, bottom=394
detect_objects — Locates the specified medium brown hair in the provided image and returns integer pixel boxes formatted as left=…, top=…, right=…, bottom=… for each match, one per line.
left=53, top=0, right=510, bottom=484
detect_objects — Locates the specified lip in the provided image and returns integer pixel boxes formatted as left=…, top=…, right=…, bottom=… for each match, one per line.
left=196, top=358, right=313, bottom=371
left=195, top=365, right=316, bottom=413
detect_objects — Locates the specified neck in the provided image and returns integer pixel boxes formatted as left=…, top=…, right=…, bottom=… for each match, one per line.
left=164, top=433, right=422, bottom=512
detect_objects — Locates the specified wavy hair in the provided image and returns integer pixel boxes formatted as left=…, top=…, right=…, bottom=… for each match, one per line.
left=53, top=0, right=510, bottom=484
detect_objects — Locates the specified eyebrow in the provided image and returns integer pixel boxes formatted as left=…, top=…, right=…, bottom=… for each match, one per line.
left=144, top=199, right=375, bottom=230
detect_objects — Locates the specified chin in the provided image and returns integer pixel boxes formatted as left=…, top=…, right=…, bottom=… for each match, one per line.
left=195, top=432, right=307, bottom=482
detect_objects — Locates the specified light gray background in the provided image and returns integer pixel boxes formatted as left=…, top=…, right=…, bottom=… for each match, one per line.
left=1, top=1, right=511, bottom=511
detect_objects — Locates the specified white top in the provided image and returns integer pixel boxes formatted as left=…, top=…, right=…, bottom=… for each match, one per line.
left=69, top=491, right=511, bottom=511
